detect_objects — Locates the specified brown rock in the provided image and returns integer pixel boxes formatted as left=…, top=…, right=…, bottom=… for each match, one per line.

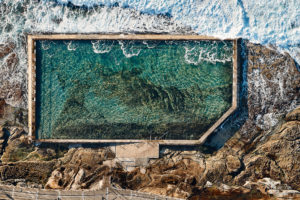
left=226, top=155, right=241, bottom=174
left=0, top=125, right=4, bottom=138
left=44, top=169, right=63, bottom=189
left=234, top=119, right=300, bottom=190
left=199, top=157, right=228, bottom=184
left=5, top=53, right=18, bottom=71
left=0, top=127, right=67, bottom=162
left=0, top=99, right=5, bottom=118
left=0, top=84, right=24, bottom=110
left=189, top=185, right=270, bottom=200
left=0, top=161, right=55, bottom=185
left=45, top=148, right=115, bottom=190
left=285, top=106, right=300, bottom=121
left=0, top=98, right=27, bottom=127
left=246, top=42, right=300, bottom=131
left=0, top=128, right=34, bottom=162
left=0, top=42, right=15, bottom=58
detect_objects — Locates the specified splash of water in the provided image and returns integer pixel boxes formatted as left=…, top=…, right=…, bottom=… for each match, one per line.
left=64, top=41, right=79, bottom=51
left=118, top=40, right=142, bottom=58
left=91, top=40, right=115, bottom=54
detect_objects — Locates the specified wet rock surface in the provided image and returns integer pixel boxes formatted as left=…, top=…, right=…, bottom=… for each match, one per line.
left=0, top=99, right=27, bottom=128
left=246, top=43, right=300, bottom=132
left=0, top=42, right=25, bottom=108
left=0, top=43, right=15, bottom=59
left=0, top=41, right=299, bottom=199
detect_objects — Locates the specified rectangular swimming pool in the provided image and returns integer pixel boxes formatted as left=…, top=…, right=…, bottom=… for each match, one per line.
left=28, top=35, right=237, bottom=143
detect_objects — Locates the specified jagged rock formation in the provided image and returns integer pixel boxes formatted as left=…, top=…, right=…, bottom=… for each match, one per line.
left=44, top=148, right=115, bottom=190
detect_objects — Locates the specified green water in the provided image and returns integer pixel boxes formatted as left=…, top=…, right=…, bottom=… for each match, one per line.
left=36, top=39, right=233, bottom=140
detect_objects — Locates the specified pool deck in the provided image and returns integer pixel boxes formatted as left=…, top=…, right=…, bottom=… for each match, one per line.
left=27, top=34, right=239, bottom=145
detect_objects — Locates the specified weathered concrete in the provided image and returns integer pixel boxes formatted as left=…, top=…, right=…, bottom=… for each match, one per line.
left=116, top=142, right=159, bottom=159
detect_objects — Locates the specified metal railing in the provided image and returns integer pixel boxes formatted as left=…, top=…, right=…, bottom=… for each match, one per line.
left=0, top=185, right=184, bottom=200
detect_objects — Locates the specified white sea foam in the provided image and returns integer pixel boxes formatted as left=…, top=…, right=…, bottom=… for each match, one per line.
left=64, top=41, right=78, bottom=51
left=55, top=0, right=300, bottom=65
left=142, top=41, right=156, bottom=49
left=91, top=40, right=114, bottom=54
left=183, top=41, right=232, bottom=64
left=41, top=41, right=52, bottom=50
left=118, top=40, right=141, bottom=58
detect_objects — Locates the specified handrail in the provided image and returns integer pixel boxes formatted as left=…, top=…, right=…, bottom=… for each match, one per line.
left=0, top=185, right=184, bottom=200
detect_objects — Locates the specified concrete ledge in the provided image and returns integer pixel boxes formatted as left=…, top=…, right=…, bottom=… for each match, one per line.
left=116, top=142, right=159, bottom=158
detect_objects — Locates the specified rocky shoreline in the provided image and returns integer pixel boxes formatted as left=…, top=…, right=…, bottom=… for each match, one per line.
left=0, top=41, right=300, bottom=199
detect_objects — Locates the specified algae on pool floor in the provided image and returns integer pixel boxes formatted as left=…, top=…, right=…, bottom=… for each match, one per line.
left=35, top=39, right=233, bottom=140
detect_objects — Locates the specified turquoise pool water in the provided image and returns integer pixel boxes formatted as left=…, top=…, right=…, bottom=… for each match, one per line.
left=35, top=39, right=233, bottom=140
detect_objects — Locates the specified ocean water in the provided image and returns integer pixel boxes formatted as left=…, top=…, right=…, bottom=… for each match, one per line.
left=36, top=39, right=233, bottom=139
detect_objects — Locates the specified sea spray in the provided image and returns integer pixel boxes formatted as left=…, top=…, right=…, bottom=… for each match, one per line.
left=55, top=0, right=300, bottom=64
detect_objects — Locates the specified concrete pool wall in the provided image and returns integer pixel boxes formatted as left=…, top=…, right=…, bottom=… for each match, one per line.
left=27, top=34, right=238, bottom=145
